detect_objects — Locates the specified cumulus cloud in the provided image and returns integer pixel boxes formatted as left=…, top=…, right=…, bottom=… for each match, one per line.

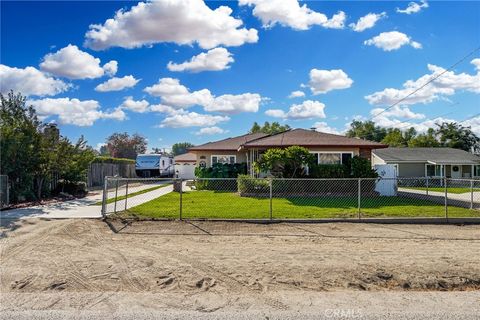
left=204, top=93, right=262, bottom=113
left=307, top=68, right=353, bottom=94
left=349, top=12, right=386, bottom=32
left=40, top=44, right=115, bottom=79
left=103, top=60, right=118, bottom=76
left=119, top=96, right=150, bottom=113
left=149, top=104, right=185, bottom=115
left=364, top=31, right=422, bottom=51
left=159, top=111, right=229, bottom=128
left=312, top=122, right=342, bottom=134
left=27, top=97, right=125, bottom=126
left=365, top=59, right=480, bottom=106
left=195, top=126, right=228, bottom=135
left=288, top=90, right=305, bottom=98
left=0, top=64, right=70, bottom=97
left=239, top=0, right=345, bottom=30
left=265, top=100, right=326, bottom=119
left=144, top=78, right=262, bottom=113
left=167, top=47, right=234, bottom=72
left=84, top=0, right=258, bottom=50
left=396, top=0, right=429, bottom=14
left=95, top=75, right=140, bottom=92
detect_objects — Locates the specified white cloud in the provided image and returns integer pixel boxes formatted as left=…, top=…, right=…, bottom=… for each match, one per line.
left=266, top=100, right=326, bottom=119
left=95, top=75, right=140, bottom=92
left=205, top=93, right=262, bottom=113
left=364, top=31, right=422, bottom=51
left=288, top=90, right=305, bottom=98
left=370, top=105, right=425, bottom=120
left=308, top=68, right=353, bottom=94
left=159, top=111, right=229, bottom=128
left=167, top=47, right=234, bottom=73
left=27, top=97, right=125, bottom=126
left=40, top=44, right=114, bottom=79
left=103, top=60, right=118, bottom=76
left=349, top=12, right=386, bottom=32
left=149, top=104, right=185, bottom=115
left=144, top=78, right=213, bottom=108
left=144, top=78, right=262, bottom=113
left=397, top=1, right=429, bottom=14
left=119, top=96, right=150, bottom=113
left=265, top=109, right=287, bottom=118
left=321, top=11, right=346, bottom=29
left=239, top=0, right=345, bottom=30
left=313, top=122, right=341, bottom=134
left=365, top=59, right=480, bottom=106
left=195, top=126, right=228, bottom=135
left=0, top=64, right=70, bottom=97
left=84, top=0, right=258, bottom=50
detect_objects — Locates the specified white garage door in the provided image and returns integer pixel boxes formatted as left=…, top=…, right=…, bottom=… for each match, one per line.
left=175, top=163, right=196, bottom=179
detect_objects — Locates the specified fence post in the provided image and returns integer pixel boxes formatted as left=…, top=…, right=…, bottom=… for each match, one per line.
left=124, top=180, right=129, bottom=211
left=269, top=178, right=273, bottom=221
left=470, top=179, right=474, bottom=210
left=179, top=179, right=183, bottom=220
left=101, top=176, right=108, bottom=218
left=357, top=178, right=361, bottom=220
left=113, top=178, right=119, bottom=214
left=426, top=176, right=429, bottom=196
left=444, top=177, right=448, bottom=221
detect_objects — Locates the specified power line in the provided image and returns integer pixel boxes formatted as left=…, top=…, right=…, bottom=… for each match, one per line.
left=370, top=46, right=480, bottom=121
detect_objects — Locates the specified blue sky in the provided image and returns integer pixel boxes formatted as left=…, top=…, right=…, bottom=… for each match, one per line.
left=1, top=0, right=479, bottom=151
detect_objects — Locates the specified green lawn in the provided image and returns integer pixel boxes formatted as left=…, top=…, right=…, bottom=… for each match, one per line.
left=403, top=187, right=480, bottom=194
left=118, top=190, right=479, bottom=219
left=95, top=183, right=171, bottom=205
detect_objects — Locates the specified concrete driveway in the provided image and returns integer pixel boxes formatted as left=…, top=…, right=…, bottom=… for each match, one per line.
left=0, top=182, right=173, bottom=220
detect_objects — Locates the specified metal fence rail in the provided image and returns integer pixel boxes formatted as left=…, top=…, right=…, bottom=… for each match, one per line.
left=102, top=176, right=480, bottom=220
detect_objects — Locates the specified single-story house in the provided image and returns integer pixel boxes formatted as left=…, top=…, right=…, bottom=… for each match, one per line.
left=174, top=152, right=197, bottom=179
left=188, top=128, right=387, bottom=176
left=372, top=147, right=480, bottom=178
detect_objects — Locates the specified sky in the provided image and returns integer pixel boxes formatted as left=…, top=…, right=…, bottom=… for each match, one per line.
left=1, top=0, right=479, bottom=152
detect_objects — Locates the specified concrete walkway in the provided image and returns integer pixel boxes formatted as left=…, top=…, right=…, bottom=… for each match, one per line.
left=0, top=182, right=173, bottom=220
left=399, top=187, right=480, bottom=209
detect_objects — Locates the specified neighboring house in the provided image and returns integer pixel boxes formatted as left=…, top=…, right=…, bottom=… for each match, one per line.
left=188, top=128, right=387, bottom=176
left=174, top=152, right=197, bottom=179
left=372, top=147, right=480, bottom=178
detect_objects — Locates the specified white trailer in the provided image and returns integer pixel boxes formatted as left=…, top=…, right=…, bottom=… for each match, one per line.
left=135, top=154, right=174, bottom=178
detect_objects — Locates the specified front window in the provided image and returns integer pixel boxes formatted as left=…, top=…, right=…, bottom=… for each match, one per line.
left=313, top=152, right=353, bottom=165
left=475, top=165, right=480, bottom=177
left=212, top=155, right=236, bottom=165
left=426, top=164, right=443, bottom=177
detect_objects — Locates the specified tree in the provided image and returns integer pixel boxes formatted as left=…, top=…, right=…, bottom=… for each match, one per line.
left=0, top=91, right=42, bottom=201
left=254, top=146, right=314, bottom=178
left=435, top=122, right=479, bottom=152
left=106, top=132, right=147, bottom=159
left=171, top=142, right=194, bottom=156
left=381, top=129, right=407, bottom=147
left=408, top=128, right=440, bottom=147
left=1, top=91, right=96, bottom=201
left=98, top=145, right=109, bottom=156
left=249, top=121, right=291, bottom=134
left=346, top=120, right=387, bottom=142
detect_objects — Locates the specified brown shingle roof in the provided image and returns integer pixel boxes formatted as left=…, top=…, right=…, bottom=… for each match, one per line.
left=174, top=152, right=196, bottom=162
left=242, top=129, right=387, bottom=148
left=188, top=132, right=270, bottom=151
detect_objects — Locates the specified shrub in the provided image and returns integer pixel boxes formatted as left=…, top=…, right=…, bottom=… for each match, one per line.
left=54, top=180, right=88, bottom=197
left=308, top=164, right=347, bottom=178
left=195, top=163, right=247, bottom=178
left=350, top=156, right=378, bottom=178
left=237, top=174, right=269, bottom=195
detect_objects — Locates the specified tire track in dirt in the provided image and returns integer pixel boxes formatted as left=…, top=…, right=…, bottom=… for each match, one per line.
left=146, top=240, right=290, bottom=311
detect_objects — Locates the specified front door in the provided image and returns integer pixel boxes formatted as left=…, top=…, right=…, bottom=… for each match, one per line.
left=451, top=165, right=462, bottom=179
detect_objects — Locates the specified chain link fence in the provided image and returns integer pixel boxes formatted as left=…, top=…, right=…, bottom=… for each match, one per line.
left=102, top=176, right=480, bottom=221
left=0, top=175, right=9, bottom=209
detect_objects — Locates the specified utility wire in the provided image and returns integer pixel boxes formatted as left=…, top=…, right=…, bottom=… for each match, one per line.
left=370, top=46, right=480, bottom=121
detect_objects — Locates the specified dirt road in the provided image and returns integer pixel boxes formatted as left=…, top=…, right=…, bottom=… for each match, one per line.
left=1, top=219, right=479, bottom=318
